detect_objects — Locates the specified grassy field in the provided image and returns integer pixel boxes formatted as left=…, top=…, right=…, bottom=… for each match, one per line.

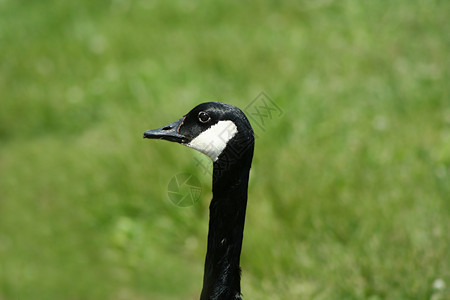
left=1, top=0, right=449, bottom=299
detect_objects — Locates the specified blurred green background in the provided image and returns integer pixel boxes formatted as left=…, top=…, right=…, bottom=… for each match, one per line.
left=1, top=0, right=449, bottom=299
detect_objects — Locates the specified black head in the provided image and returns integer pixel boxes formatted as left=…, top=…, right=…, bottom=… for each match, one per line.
left=144, top=102, right=254, bottom=162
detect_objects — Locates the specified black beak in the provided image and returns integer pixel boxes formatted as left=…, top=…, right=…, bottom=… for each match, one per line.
left=143, top=117, right=187, bottom=143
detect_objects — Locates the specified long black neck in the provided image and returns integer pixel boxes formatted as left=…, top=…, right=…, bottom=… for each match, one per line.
left=200, top=146, right=253, bottom=300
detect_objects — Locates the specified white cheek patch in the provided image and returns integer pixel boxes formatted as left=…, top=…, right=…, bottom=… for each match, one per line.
left=186, top=120, right=238, bottom=162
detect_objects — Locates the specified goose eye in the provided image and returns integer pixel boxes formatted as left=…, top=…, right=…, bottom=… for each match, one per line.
left=198, top=111, right=210, bottom=123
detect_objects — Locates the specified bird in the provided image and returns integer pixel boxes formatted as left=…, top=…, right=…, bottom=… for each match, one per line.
left=143, top=102, right=254, bottom=300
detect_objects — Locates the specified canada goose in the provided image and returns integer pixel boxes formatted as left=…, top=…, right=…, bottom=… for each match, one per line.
left=143, top=102, right=254, bottom=300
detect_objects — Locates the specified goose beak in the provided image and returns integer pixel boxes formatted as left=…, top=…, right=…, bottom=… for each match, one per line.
left=143, top=117, right=187, bottom=143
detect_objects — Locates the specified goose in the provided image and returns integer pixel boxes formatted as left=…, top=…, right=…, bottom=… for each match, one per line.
left=143, top=102, right=254, bottom=300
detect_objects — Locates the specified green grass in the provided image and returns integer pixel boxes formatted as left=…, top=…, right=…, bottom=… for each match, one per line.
left=1, top=0, right=449, bottom=299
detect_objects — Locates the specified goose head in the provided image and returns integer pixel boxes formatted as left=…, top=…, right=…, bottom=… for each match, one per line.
left=143, top=102, right=254, bottom=163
